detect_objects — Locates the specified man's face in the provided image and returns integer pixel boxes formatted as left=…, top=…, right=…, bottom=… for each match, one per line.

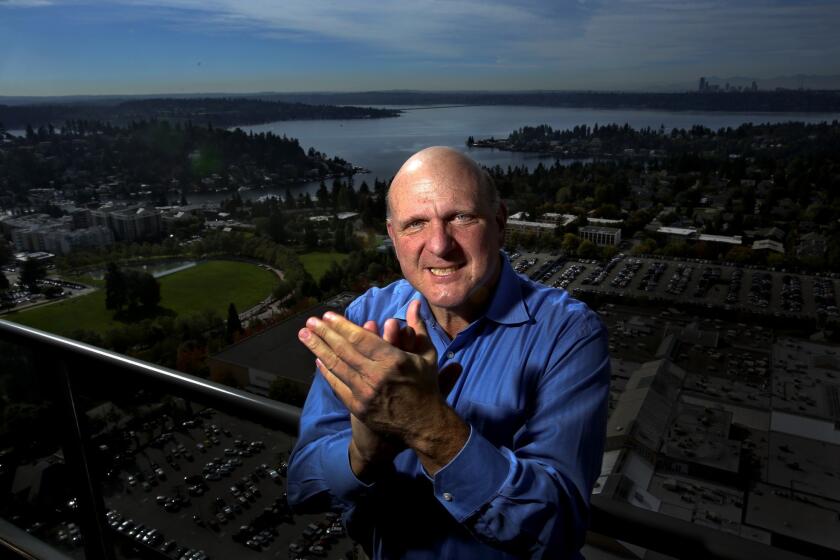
left=386, top=156, right=505, bottom=323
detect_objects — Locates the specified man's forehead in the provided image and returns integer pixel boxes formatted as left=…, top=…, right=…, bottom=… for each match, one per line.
left=390, top=177, right=480, bottom=214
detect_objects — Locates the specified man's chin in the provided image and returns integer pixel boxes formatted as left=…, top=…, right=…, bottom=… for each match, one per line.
left=425, top=291, right=468, bottom=311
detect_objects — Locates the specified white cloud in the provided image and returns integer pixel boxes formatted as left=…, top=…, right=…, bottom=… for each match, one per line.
left=31, top=0, right=582, bottom=60
left=0, top=0, right=55, bottom=6
left=3, top=0, right=839, bottom=88
left=114, top=1, right=840, bottom=69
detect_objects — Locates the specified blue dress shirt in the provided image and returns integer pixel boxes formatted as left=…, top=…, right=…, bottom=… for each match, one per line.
left=288, top=256, right=610, bottom=559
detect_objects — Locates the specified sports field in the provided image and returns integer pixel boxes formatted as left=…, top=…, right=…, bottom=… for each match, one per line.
left=4, top=260, right=277, bottom=336
left=299, top=251, right=349, bottom=281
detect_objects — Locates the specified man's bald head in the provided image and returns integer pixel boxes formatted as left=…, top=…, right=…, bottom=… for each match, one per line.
left=386, top=146, right=499, bottom=219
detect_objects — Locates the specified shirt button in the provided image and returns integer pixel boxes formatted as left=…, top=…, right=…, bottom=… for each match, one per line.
left=442, top=492, right=453, bottom=502
left=446, top=351, right=455, bottom=359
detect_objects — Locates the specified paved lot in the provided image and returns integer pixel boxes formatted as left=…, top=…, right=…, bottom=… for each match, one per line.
left=103, top=406, right=354, bottom=560
left=0, top=268, right=96, bottom=315
left=509, top=251, right=840, bottom=322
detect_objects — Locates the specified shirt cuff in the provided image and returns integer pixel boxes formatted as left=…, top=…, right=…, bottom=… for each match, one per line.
left=320, top=433, right=375, bottom=503
left=431, top=425, right=512, bottom=522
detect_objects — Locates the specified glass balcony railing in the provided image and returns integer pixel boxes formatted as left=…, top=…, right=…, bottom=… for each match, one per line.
left=0, top=319, right=813, bottom=560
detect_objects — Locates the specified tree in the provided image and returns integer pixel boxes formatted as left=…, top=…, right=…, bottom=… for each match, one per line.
left=273, top=279, right=294, bottom=301
left=105, top=265, right=159, bottom=314
left=304, top=223, right=319, bottom=251
left=333, top=219, right=347, bottom=252
left=284, top=187, right=296, bottom=209
left=316, top=181, right=329, bottom=209
left=105, top=262, right=127, bottom=311
left=577, top=239, right=599, bottom=259
left=631, top=238, right=658, bottom=256
left=19, top=259, right=46, bottom=291
left=725, top=245, right=752, bottom=264
left=267, top=212, right=285, bottom=243
left=601, top=245, right=619, bottom=260
left=135, top=272, right=161, bottom=309
left=226, top=302, right=243, bottom=342
left=366, top=262, right=385, bottom=281
left=176, top=340, right=208, bottom=376
left=766, top=252, right=786, bottom=267
left=561, top=233, right=581, bottom=254
left=0, top=271, right=9, bottom=297
left=0, top=239, right=12, bottom=266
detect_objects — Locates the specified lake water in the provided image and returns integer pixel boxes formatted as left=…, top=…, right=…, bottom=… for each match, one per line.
left=187, top=104, right=838, bottom=204
left=12, top=104, right=840, bottom=204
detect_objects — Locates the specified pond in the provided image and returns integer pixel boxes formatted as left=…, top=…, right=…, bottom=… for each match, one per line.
left=86, top=260, right=197, bottom=280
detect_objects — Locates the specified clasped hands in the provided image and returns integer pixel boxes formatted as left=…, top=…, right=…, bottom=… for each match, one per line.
left=298, top=300, right=468, bottom=478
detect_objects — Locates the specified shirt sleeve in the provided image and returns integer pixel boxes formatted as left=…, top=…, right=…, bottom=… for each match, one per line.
left=431, top=311, right=611, bottom=558
left=287, top=372, right=370, bottom=505
left=286, top=301, right=381, bottom=545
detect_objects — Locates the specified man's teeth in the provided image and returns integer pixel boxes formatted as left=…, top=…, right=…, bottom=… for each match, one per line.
left=429, top=267, right=457, bottom=276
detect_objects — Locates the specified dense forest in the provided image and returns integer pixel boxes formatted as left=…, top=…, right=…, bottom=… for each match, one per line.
left=475, top=120, right=840, bottom=159
left=0, top=97, right=401, bottom=129
left=0, top=119, right=354, bottom=200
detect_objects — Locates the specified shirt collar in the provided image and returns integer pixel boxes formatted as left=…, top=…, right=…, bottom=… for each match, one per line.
left=394, top=253, right=530, bottom=326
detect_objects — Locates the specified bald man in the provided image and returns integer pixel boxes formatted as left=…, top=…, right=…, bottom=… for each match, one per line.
left=289, top=147, right=610, bottom=559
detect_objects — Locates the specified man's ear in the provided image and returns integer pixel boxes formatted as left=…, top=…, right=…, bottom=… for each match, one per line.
left=386, top=220, right=399, bottom=257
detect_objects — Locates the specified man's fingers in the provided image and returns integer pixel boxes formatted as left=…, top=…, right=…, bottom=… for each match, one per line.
left=382, top=318, right=400, bottom=346
left=299, top=325, right=365, bottom=388
left=438, top=362, right=463, bottom=397
left=320, top=312, right=394, bottom=360
left=382, top=318, right=415, bottom=352
left=303, top=315, right=380, bottom=373
left=315, top=358, right=355, bottom=410
left=363, top=320, right=378, bottom=333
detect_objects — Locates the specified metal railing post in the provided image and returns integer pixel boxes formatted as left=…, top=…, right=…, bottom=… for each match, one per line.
left=47, top=355, right=115, bottom=560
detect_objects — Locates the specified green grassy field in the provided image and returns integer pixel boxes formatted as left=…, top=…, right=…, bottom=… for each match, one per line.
left=3, top=260, right=277, bottom=336
left=299, top=251, right=349, bottom=281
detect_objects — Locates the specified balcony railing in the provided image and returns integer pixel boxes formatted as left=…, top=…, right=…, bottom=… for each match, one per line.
left=0, top=319, right=813, bottom=560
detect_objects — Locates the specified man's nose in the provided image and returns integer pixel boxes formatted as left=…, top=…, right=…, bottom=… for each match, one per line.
left=427, top=220, right=454, bottom=255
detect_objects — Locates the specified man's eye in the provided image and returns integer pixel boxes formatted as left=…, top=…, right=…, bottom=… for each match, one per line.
left=453, top=214, right=476, bottom=223
left=404, top=220, right=424, bottom=230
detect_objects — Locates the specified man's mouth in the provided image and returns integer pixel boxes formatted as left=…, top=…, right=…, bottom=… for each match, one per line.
left=428, top=266, right=459, bottom=277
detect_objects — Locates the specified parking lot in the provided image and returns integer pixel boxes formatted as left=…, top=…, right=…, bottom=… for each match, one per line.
left=0, top=265, right=93, bottom=312
left=508, top=251, right=840, bottom=321
left=102, top=406, right=354, bottom=560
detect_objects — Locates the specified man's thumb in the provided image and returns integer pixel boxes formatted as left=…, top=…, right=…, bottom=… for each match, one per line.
left=407, top=299, right=435, bottom=359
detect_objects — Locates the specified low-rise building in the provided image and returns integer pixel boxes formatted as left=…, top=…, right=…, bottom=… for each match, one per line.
left=507, top=219, right=557, bottom=237
left=91, top=203, right=161, bottom=242
left=207, top=293, right=357, bottom=401
left=3, top=213, right=115, bottom=255
left=796, top=232, right=827, bottom=259
left=579, top=225, right=622, bottom=246
left=752, top=239, right=785, bottom=254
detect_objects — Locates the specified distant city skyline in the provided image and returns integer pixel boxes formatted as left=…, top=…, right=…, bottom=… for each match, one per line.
left=1, top=0, right=839, bottom=96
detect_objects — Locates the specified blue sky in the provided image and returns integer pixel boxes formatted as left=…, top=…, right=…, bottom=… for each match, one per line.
left=1, top=0, right=839, bottom=96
